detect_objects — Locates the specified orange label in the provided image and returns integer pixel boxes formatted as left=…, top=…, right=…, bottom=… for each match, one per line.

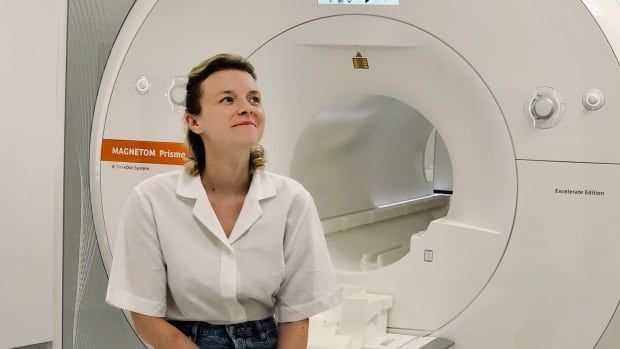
left=101, top=139, right=187, bottom=165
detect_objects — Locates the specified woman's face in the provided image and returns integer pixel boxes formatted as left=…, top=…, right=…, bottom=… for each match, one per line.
left=188, top=69, right=265, bottom=151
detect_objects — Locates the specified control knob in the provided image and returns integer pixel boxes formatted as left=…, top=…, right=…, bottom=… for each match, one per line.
left=526, top=87, right=565, bottom=129
left=582, top=88, right=605, bottom=111
left=531, top=96, right=555, bottom=120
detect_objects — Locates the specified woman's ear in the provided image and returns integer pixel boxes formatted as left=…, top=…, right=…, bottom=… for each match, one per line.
left=185, top=113, right=202, bottom=134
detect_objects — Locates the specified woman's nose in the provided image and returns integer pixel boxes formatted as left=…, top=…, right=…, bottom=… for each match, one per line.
left=237, top=99, right=253, bottom=115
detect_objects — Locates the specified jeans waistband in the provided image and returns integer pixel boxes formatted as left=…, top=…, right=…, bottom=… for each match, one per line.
left=168, top=316, right=278, bottom=348
left=168, top=316, right=276, bottom=332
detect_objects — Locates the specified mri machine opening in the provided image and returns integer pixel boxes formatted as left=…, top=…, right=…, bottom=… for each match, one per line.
left=291, top=94, right=453, bottom=272
left=86, top=0, right=620, bottom=348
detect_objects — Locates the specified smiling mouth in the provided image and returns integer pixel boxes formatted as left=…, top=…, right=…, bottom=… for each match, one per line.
left=232, top=122, right=257, bottom=127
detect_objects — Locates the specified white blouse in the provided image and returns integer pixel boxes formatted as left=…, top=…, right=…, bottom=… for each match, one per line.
left=105, top=169, right=341, bottom=324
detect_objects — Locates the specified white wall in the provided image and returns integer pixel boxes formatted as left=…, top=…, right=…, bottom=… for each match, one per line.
left=0, top=1, right=65, bottom=348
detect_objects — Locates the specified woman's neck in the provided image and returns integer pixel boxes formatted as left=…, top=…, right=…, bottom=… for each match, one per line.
left=201, top=147, right=251, bottom=195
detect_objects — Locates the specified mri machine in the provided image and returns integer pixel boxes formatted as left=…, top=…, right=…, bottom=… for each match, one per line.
left=63, top=0, right=620, bottom=348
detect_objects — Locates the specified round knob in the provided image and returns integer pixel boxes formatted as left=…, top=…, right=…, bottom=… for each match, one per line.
left=170, top=86, right=186, bottom=105
left=526, top=87, right=565, bottom=129
left=166, top=76, right=189, bottom=112
left=588, top=94, right=599, bottom=105
left=135, top=76, right=151, bottom=95
left=583, top=88, right=605, bottom=111
left=532, top=96, right=555, bottom=119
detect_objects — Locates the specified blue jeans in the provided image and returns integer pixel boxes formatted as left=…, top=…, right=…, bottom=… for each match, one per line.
left=168, top=317, right=278, bottom=349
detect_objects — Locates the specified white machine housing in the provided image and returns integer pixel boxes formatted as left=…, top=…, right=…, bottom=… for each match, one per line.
left=91, top=1, right=620, bottom=348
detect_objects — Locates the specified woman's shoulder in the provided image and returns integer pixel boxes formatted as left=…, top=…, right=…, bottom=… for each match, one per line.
left=133, top=168, right=182, bottom=197
left=260, top=170, right=311, bottom=200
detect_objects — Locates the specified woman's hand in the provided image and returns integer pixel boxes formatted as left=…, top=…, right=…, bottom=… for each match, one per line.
left=130, top=312, right=198, bottom=349
left=277, top=318, right=309, bottom=349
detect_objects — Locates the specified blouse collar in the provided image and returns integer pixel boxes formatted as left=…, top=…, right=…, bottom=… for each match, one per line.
left=175, top=169, right=276, bottom=248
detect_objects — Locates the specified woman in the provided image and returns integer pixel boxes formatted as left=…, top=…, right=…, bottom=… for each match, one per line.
left=106, top=54, right=341, bottom=349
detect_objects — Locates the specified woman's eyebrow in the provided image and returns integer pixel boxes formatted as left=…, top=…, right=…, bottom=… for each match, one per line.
left=214, top=89, right=260, bottom=96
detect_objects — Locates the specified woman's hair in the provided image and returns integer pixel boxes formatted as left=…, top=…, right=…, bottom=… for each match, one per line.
left=183, top=53, right=266, bottom=176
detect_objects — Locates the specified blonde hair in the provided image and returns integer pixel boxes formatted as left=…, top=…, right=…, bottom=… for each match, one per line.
left=183, top=53, right=267, bottom=176
left=184, top=143, right=266, bottom=177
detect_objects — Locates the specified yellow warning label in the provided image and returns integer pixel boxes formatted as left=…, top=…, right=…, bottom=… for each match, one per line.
left=352, top=52, right=369, bottom=69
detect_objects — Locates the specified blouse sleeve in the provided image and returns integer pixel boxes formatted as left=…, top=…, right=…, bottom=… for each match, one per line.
left=275, top=190, right=342, bottom=323
left=105, top=188, right=167, bottom=317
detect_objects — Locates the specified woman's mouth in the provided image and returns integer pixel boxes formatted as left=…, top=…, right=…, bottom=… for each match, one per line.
left=232, top=121, right=256, bottom=127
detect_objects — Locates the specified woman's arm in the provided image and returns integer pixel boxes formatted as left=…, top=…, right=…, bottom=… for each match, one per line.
left=130, top=312, right=198, bottom=349
left=277, top=318, right=309, bottom=349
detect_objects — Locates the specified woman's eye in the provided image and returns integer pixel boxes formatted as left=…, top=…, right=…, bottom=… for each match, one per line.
left=249, top=96, right=261, bottom=104
left=220, top=96, right=234, bottom=103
